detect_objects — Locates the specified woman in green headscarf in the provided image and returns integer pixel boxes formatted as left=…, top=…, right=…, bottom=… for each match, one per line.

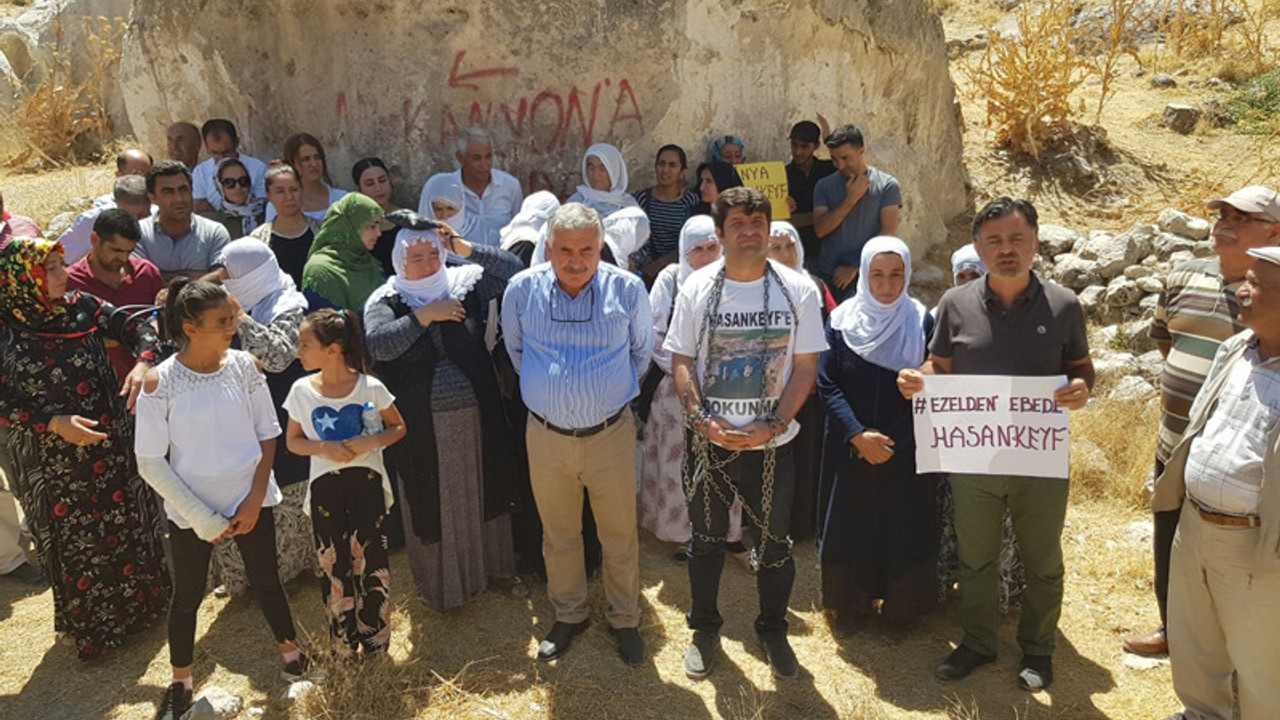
left=0, top=237, right=171, bottom=659
left=302, top=192, right=387, bottom=312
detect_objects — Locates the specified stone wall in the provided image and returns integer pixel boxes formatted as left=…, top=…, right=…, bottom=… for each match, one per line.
left=103, top=0, right=967, bottom=251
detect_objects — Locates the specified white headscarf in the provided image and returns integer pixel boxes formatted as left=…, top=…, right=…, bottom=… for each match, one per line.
left=421, top=173, right=475, bottom=239
left=678, top=215, right=719, bottom=283
left=828, top=236, right=927, bottom=372
left=950, top=244, right=987, bottom=285
left=573, top=143, right=638, bottom=215
left=221, top=238, right=308, bottom=324
left=499, top=191, right=560, bottom=251
left=365, top=228, right=485, bottom=314
left=769, top=221, right=804, bottom=272
left=602, top=205, right=650, bottom=260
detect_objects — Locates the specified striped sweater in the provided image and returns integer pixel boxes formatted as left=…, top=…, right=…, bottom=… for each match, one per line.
left=1149, top=258, right=1244, bottom=464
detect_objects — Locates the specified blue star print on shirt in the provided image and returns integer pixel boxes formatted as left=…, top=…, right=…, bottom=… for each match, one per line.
left=311, top=404, right=363, bottom=441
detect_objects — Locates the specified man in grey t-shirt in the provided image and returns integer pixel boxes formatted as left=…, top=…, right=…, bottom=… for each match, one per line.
left=898, top=197, right=1093, bottom=693
left=136, top=160, right=231, bottom=280
left=812, top=124, right=902, bottom=300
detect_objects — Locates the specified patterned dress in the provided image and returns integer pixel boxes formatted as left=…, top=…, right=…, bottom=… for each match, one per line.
left=0, top=239, right=171, bottom=659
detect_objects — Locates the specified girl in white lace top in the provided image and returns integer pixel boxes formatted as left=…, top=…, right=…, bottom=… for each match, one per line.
left=134, top=279, right=308, bottom=719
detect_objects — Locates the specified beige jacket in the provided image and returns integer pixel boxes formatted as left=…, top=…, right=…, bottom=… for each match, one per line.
left=1153, top=331, right=1280, bottom=562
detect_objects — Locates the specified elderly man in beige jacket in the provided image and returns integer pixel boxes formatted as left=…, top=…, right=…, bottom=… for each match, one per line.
left=1153, top=244, right=1280, bottom=720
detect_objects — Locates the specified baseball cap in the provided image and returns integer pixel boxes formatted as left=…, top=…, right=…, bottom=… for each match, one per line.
left=789, top=121, right=821, bottom=144
left=1247, top=246, right=1280, bottom=267
left=1207, top=185, right=1280, bottom=223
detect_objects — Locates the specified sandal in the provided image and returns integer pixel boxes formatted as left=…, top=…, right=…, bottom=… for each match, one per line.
left=490, top=575, right=529, bottom=599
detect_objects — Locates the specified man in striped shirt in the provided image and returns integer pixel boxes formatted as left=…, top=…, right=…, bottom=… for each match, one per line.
left=1124, top=185, right=1280, bottom=657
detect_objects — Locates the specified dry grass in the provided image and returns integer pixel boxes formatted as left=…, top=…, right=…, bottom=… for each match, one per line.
left=1089, top=0, right=1148, bottom=125
left=0, top=161, right=116, bottom=233
left=1141, top=0, right=1280, bottom=80
left=1069, top=395, right=1161, bottom=510
left=2, top=16, right=125, bottom=170
left=962, top=0, right=1091, bottom=158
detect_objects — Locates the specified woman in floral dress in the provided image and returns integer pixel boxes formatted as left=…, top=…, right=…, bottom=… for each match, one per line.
left=0, top=237, right=170, bottom=659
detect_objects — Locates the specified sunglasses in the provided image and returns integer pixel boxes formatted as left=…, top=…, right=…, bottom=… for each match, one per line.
left=220, top=176, right=251, bottom=189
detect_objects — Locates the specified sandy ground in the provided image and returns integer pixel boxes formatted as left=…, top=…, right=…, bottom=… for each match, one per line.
left=0, top=495, right=1175, bottom=720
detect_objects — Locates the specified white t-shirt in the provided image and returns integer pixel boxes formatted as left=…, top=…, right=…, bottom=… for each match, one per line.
left=282, top=373, right=396, bottom=513
left=665, top=259, right=827, bottom=448
left=192, top=153, right=269, bottom=212
left=135, top=350, right=283, bottom=528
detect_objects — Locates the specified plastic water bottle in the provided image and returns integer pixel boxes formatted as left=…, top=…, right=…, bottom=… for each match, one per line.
left=362, top=402, right=382, bottom=435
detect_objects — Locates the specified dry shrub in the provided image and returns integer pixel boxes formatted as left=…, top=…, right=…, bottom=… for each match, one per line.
left=1149, top=0, right=1280, bottom=79
left=1091, top=0, right=1149, bottom=125
left=3, top=16, right=125, bottom=169
left=1162, top=0, right=1236, bottom=58
left=1069, top=394, right=1161, bottom=510
left=963, top=0, right=1092, bottom=158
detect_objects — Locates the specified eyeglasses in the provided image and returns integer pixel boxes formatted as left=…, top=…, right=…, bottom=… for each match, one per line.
left=549, top=282, right=595, bottom=323
left=1213, top=212, right=1278, bottom=227
left=220, top=176, right=251, bottom=189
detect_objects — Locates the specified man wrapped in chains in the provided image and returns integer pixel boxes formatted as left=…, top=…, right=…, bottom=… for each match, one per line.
left=666, top=187, right=827, bottom=681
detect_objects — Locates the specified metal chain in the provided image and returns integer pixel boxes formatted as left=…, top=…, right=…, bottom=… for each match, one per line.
left=683, top=261, right=799, bottom=569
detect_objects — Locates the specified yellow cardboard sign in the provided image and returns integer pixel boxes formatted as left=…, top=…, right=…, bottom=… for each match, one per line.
left=735, top=161, right=790, bottom=220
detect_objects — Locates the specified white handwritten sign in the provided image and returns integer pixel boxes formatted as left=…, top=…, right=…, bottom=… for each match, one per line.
left=913, top=375, right=1070, bottom=479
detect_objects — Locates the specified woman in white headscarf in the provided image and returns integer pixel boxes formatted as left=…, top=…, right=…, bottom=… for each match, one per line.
left=210, top=237, right=315, bottom=597
left=566, top=144, right=650, bottom=266
left=499, top=191, right=560, bottom=268
left=765, top=220, right=836, bottom=543
left=417, top=172, right=478, bottom=246
left=639, top=216, right=724, bottom=557
left=363, top=225, right=529, bottom=610
left=818, top=236, right=938, bottom=638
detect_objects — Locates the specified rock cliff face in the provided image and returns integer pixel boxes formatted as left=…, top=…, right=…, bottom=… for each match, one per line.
left=11, top=0, right=968, bottom=249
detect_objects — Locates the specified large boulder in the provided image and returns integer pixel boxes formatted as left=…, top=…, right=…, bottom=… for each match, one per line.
left=1038, top=224, right=1083, bottom=257
left=1054, top=254, right=1105, bottom=289
left=114, top=0, right=968, bottom=253
left=1103, top=275, right=1143, bottom=308
left=1157, top=208, right=1212, bottom=241
left=1077, top=229, right=1143, bottom=279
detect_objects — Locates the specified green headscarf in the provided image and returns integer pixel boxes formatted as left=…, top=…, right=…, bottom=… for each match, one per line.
left=302, top=192, right=387, bottom=312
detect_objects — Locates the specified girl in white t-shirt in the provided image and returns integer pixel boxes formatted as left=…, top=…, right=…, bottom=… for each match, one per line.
left=135, top=279, right=305, bottom=720
left=284, top=308, right=405, bottom=657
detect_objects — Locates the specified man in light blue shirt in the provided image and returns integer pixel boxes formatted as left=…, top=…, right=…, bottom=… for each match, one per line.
left=501, top=202, right=652, bottom=667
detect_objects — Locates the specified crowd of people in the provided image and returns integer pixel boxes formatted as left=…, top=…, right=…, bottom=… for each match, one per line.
left=0, top=114, right=1276, bottom=720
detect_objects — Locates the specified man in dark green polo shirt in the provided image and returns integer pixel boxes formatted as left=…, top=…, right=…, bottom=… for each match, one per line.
left=898, top=197, right=1094, bottom=691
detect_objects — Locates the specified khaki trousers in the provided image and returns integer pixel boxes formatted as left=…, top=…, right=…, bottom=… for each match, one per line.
left=1168, top=502, right=1280, bottom=720
left=527, top=411, right=640, bottom=628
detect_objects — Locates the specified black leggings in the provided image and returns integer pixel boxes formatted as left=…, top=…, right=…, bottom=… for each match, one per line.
left=167, top=507, right=297, bottom=667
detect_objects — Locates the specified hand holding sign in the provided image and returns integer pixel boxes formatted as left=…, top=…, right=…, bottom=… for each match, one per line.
left=913, top=375, right=1071, bottom=479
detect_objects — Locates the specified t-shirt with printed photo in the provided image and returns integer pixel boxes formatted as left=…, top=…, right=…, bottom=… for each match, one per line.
left=665, top=259, right=827, bottom=448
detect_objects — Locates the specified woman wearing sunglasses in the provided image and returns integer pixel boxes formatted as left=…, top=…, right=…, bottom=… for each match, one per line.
left=210, top=158, right=267, bottom=238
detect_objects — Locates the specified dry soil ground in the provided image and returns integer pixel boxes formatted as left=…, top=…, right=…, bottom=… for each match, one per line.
left=2, top=0, right=1276, bottom=717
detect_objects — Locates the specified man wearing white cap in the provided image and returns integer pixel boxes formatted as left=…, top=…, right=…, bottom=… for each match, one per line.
left=1153, top=243, right=1280, bottom=720
left=1125, top=185, right=1280, bottom=658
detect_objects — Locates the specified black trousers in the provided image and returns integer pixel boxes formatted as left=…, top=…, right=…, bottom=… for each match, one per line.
left=167, top=507, right=296, bottom=667
left=687, top=438, right=795, bottom=639
left=311, top=468, right=391, bottom=653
